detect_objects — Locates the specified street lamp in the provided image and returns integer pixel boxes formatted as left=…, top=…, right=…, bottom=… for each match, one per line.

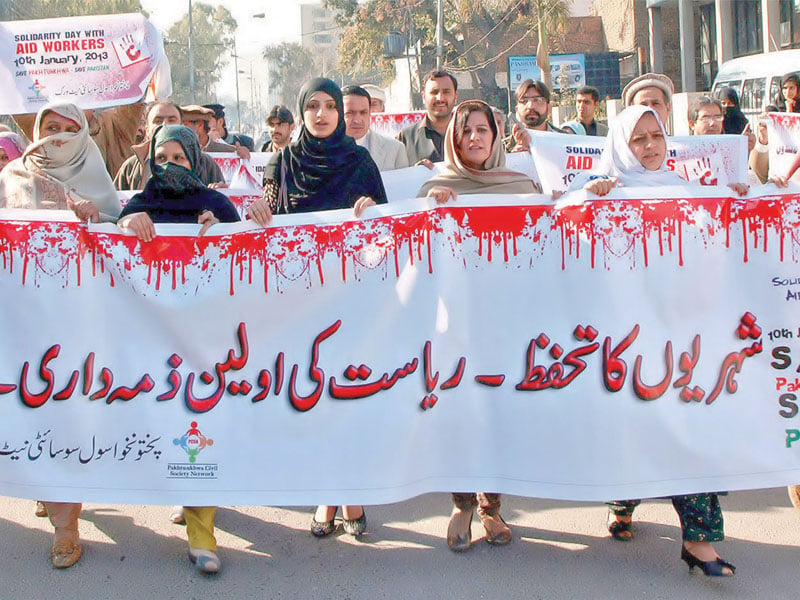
left=238, top=63, right=256, bottom=134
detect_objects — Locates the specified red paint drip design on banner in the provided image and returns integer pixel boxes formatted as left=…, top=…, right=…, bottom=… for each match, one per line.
left=1, top=195, right=800, bottom=293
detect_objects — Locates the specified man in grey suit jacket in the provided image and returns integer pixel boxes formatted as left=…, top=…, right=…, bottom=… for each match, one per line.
left=396, top=70, right=458, bottom=167
left=576, top=85, right=608, bottom=137
left=343, top=85, right=409, bottom=171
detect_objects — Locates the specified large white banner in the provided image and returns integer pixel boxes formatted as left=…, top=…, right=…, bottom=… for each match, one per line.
left=529, top=131, right=749, bottom=194
left=1, top=186, right=800, bottom=506
left=0, top=13, right=170, bottom=113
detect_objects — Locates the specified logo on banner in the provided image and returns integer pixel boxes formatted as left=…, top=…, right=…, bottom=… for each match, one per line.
left=168, top=422, right=218, bottom=479
left=26, top=79, right=46, bottom=104
left=173, top=421, right=214, bottom=462
left=111, top=33, right=150, bottom=68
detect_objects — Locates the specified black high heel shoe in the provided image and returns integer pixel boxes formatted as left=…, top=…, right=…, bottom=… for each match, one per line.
left=680, top=544, right=735, bottom=577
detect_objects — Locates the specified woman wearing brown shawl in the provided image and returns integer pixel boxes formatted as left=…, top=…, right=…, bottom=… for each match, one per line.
left=418, top=99, right=539, bottom=202
left=419, top=100, right=538, bottom=552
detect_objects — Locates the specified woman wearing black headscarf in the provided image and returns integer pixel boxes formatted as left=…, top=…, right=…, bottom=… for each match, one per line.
left=248, top=78, right=385, bottom=537
left=248, top=77, right=386, bottom=225
left=118, top=124, right=239, bottom=241
left=716, top=87, right=749, bottom=135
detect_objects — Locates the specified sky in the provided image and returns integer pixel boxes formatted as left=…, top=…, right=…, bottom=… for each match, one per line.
left=140, top=0, right=306, bottom=114
left=140, top=0, right=595, bottom=125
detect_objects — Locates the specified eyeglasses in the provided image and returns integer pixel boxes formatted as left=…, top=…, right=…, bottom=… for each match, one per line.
left=520, top=95, right=547, bottom=106
left=697, top=115, right=724, bottom=123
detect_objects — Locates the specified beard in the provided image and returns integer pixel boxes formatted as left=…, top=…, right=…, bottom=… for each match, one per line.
left=521, top=110, right=546, bottom=128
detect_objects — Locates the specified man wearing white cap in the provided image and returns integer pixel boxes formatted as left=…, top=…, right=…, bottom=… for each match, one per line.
left=622, top=72, right=674, bottom=132
left=361, top=84, right=386, bottom=113
left=343, top=85, right=408, bottom=171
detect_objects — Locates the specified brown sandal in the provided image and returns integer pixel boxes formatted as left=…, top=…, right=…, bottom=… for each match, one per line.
left=447, top=505, right=473, bottom=552
left=478, top=507, right=512, bottom=545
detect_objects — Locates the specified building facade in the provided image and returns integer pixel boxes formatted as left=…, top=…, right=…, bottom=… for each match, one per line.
left=593, top=0, right=795, bottom=92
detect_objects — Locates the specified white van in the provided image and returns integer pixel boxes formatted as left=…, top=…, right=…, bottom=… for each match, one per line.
left=711, top=49, right=800, bottom=118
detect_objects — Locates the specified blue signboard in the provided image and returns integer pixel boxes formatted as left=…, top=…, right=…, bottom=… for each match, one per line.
left=508, top=53, right=587, bottom=90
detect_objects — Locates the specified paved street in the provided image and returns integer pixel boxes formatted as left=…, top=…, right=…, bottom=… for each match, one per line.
left=1, top=487, right=798, bottom=599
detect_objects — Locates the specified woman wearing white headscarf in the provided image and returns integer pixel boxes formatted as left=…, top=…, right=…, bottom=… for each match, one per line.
left=0, top=103, right=121, bottom=570
left=0, top=102, right=121, bottom=222
left=571, top=105, right=736, bottom=577
left=569, top=104, right=747, bottom=197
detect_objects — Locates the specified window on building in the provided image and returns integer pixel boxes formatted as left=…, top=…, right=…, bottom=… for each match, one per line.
left=733, top=0, right=762, bottom=57
left=314, top=34, right=332, bottom=45
left=741, top=78, right=766, bottom=113
left=699, top=3, right=717, bottom=89
left=780, top=0, right=800, bottom=48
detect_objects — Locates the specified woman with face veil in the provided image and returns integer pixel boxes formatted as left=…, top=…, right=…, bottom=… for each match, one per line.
left=0, top=102, right=120, bottom=222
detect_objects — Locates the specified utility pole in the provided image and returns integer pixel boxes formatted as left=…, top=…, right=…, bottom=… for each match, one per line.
left=249, top=62, right=255, bottom=133
left=435, top=0, right=443, bottom=70
left=188, top=0, right=196, bottom=103
left=233, top=37, right=241, bottom=131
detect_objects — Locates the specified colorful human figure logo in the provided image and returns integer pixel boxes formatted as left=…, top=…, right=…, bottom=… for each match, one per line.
left=173, top=421, right=214, bottom=463
left=28, top=80, right=44, bottom=97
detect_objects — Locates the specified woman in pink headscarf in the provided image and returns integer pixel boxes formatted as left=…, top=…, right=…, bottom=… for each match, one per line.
left=0, top=131, right=26, bottom=171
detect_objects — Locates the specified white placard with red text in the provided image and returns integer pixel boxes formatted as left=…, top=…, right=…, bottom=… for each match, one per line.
left=371, top=111, right=425, bottom=137
left=0, top=185, right=799, bottom=506
left=766, top=112, right=800, bottom=181
left=0, top=13, right=171, bottom=113
left=529, top=130, right=749, bottom=194
left=208, top=152, right=273, bottom=192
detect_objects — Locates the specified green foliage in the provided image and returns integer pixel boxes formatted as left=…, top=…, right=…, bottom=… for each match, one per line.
left=324, top=0, right=571, bottom=107
left=1, top=0, right=144, bottom=20
left=326, top=0, right=433, bottom=85
left=164, top=3, right=236, bottom=104
left=263, top=42, right=316, bottom=108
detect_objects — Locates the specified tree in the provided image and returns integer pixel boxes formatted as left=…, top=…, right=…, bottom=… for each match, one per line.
left=263, top=43, right=316, bottom=108
left=325, top=0, right=571, bottom=109
left=0, top=0, right=144, bottom=20
left=532, top=0, right=572, bottom=90
left=163, top=3, right=236, bottom=105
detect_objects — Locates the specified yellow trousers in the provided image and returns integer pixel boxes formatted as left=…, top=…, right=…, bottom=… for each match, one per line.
left=184, top=506, right=217, bottom=551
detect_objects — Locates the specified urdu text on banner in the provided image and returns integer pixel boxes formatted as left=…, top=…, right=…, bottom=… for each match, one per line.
left=0, top=188, right=799, bottom=506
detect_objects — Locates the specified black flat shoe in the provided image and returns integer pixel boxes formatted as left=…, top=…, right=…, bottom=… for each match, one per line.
left=342, top=511, right=367, bottom=536
left=311, top=517, right=337, bottom=537
left=680, top=545, right=735, bottom=577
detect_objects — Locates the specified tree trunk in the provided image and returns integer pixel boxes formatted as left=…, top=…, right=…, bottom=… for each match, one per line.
left=536, top=3, right=551, bottom=89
